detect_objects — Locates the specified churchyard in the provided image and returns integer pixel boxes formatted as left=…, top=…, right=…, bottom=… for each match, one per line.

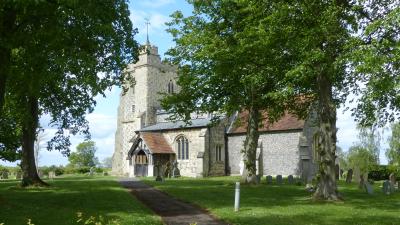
left=0, top=175, right=161, bottom=225
left=1, top=174, right=400, bottom=225
left=142, top=176, right=400, bottom=225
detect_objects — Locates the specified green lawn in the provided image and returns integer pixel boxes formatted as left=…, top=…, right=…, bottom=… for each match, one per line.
left=0, top=175, right=161, bottom=225
left=142, top=176, right=400, bottom=225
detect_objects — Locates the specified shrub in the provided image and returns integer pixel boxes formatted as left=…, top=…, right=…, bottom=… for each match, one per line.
left=368, top=165, right=397, bottom=181
left=39, top=165, right=65, bottom=176
left=77, top=166, right=91, bottom=174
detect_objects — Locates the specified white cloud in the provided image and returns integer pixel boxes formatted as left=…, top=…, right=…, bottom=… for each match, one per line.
left=139, top=0, right=175, bottom=8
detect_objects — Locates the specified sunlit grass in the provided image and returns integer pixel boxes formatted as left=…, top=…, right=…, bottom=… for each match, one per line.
left=0, top=175, right=161, bottom=225
left=143, top=176, right=400, bottom=225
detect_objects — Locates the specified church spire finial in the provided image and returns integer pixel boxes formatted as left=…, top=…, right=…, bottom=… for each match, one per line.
left=145, top=18, right=150, bottom=45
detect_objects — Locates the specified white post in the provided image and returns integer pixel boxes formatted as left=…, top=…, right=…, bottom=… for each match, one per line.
left=234, top=182, right=240, bottom=212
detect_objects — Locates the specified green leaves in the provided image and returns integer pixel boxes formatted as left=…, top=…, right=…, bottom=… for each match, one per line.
left=0, top=0, right=139, bottom=158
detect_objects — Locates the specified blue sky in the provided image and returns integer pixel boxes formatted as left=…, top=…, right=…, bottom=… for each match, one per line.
left=0, top=0, right=389, bottom=167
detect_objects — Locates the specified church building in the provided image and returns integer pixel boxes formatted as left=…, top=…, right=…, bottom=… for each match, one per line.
left=112, top=41, right=317, bottom=181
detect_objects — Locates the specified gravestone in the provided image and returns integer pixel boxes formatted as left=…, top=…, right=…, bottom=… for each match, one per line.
left=364, top=182, right=374, bottom=195
left=288, top=175, right=294, bottom=184
left=102, top=171, right=108, bottom=176
left=38, top=170, right=43, bottom=178
left=382, top=180, right=392, bottom=195
left=256, top=175, right=261, bottom=184
left=89, top=167, right=94, bottom=176
left=48, top=171, right=55, bottom=180
left=155, top=163, right=163, bottom=182
left=276, top=175, right=283, bottom=185
left=266, top=175, right=273, bottom=185
left=172, top=161, right=180, bottom=178
left=346, top=169, right=353, bottom=183
left=16, top=172, right=22, bottom=180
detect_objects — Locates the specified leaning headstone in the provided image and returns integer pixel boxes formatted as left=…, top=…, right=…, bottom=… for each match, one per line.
left=382, top=180, right=391, bottom=195
left=288, top=175, right=294, bottom=184
left=346, top=169, right=353, bottom=183
left=266, top=175, right=273, bottom=184
left=276, top=175, right=283, bottom=185
left=364, top=182, right=374, bottom=195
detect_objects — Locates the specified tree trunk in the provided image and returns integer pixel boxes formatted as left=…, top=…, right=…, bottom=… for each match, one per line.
left=313, top=73, right=340, bottom=201
left=241, top=105, right=260, bottom=184
left=20, top=96, right=48, bottom=187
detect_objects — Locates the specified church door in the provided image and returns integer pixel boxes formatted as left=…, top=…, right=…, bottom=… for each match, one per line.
left=134, top=150, right=148, bottom=177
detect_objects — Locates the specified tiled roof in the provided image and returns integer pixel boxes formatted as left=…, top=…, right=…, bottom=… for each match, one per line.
left=141, top=132, right=174, bottom=154
left=228, top=111, right=304, bottom=134
left=139, top=118, right=212, bottom=132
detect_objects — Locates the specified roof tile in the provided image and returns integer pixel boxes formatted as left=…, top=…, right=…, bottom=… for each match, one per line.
left=229, top=111, right=304, bottom=134
left=141, top=132, right=175, bottom=154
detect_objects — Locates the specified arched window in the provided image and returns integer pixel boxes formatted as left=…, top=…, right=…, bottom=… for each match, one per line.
left=176, top=136, right=189, bottom=160
left=168, top=80, right=174, bottom=94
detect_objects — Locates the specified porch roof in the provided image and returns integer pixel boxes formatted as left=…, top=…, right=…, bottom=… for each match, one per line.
left=141, top=132, right=175, bottom=154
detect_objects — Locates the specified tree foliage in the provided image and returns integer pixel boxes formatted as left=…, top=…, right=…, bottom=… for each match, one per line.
left=162, top=1, right=301, bottom=183
left=68, top=141, right=99, bottom=168
left=0, top=0, right=138, bottom=186
left=347, top=145, right=378, bottom=174
left=386, top=123, right=400, bottom=167
left=347, top=1, right=400, bottom=126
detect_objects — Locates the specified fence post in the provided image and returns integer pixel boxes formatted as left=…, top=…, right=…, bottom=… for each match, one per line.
left=234, top=182, right=240, bottom=212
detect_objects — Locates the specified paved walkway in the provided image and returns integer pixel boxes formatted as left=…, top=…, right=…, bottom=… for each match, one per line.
left=119, top=178, right=228, bottom=225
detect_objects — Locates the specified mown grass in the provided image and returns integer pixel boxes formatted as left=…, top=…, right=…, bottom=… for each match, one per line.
left=0, top=175, right=161, bottom=225
left=142, top=176, right=400, bottom=225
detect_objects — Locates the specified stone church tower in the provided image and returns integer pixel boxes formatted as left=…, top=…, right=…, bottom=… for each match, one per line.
left=112, top=42, right=177, bottom=175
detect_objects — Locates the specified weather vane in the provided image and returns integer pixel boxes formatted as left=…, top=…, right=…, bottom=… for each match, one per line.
left=145, top=18, right=150, bottom=44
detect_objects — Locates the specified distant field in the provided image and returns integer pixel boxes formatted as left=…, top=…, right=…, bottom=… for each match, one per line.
left=0, top=175, right=161, bottom=225
left=143, top=176, right=400, bottom=225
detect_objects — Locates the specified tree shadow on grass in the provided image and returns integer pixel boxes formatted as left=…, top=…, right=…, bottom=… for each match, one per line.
left=0, top=177, right=161, bottom=225
left=143, top=177, right=400, bottom=225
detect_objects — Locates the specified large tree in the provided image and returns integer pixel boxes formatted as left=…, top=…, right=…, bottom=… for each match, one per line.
left=0, top=0, right=138, bottom=186
left=162, top=0, right=304, bottom=183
